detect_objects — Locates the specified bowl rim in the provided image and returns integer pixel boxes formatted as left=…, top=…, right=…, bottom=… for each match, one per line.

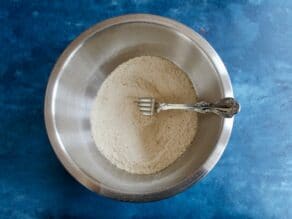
left=44, top=14, right=234, bottom=202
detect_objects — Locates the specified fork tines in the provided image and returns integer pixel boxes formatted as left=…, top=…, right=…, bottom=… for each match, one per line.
left=137, top=97, right=155, bottom=116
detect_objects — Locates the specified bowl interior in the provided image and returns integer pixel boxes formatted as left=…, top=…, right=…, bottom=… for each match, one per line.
left=48, top=21, right=230, bottom=198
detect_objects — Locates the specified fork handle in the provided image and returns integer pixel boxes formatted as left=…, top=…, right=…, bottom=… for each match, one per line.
left=159, top=98, right=240, bottom=118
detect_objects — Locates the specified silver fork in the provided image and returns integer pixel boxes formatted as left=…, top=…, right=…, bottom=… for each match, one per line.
left=136, top=97, right=240, bottom=118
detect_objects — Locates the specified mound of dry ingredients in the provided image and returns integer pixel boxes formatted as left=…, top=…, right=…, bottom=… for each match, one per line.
left=90, top=56, right=197, bottom=174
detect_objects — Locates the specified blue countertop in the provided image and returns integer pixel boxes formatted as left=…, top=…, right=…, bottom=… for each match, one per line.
left=1, top=0, right=292, bottom=218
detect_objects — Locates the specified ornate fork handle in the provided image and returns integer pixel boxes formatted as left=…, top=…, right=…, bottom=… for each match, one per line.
left=159, top=98, right=240, bottom=118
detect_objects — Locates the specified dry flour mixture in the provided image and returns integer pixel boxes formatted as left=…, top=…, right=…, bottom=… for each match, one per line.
left=90, top=56, right=197, bottom=174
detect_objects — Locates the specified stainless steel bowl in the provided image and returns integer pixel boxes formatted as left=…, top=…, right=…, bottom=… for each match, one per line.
left=45, top=14, right=234, bottom=202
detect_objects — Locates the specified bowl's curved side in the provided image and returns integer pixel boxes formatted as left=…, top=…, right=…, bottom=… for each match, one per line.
left=45, top=14, right=234, bottom=202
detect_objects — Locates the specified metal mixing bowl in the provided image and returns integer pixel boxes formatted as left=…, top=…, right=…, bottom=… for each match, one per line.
left=45, top=14, right=234, bottom=202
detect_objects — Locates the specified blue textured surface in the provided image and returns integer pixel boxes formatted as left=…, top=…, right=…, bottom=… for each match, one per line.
left=1, top=0, right=292, bottom=218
